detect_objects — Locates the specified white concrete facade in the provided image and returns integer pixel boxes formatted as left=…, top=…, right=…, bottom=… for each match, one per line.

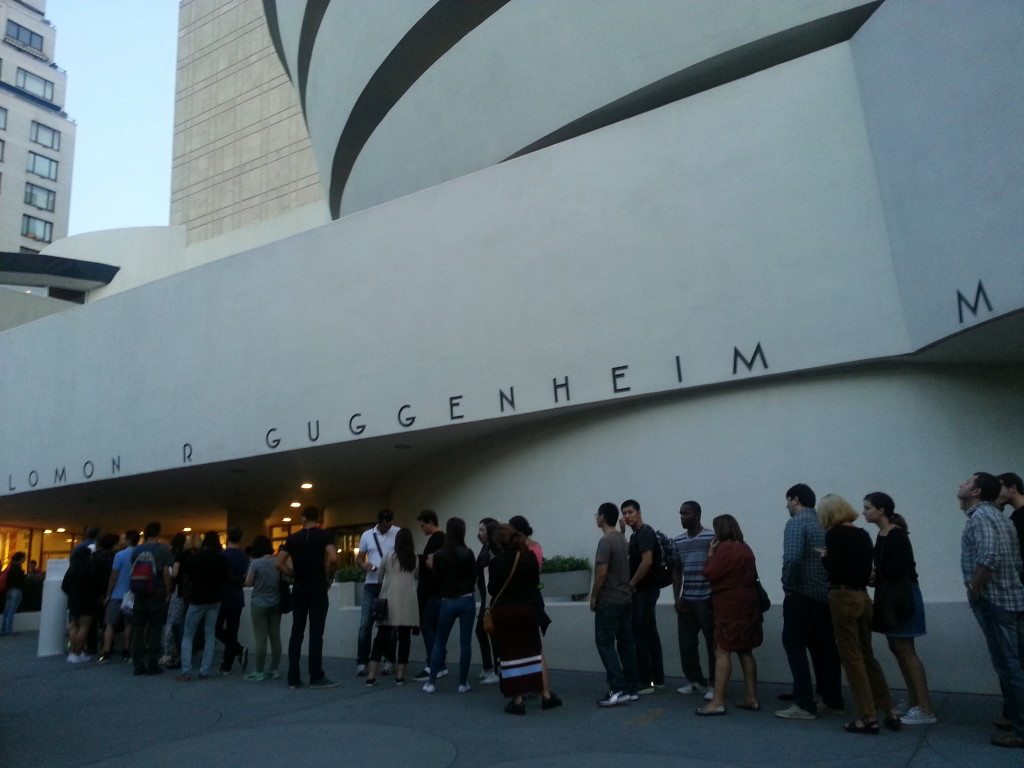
left=0, top=0, right=74, bottom=254
left=2, top=1, right=1023, bottom=692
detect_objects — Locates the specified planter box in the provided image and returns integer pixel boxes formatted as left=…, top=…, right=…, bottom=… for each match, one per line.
left=540, top=570, right=591, bottom=600
left=334, top=581, right=362, bottom=607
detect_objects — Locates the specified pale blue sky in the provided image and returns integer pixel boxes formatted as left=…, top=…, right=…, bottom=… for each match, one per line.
left=47, top=1, right=179, bottom=236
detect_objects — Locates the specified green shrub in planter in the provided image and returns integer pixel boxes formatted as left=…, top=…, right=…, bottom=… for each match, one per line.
left=541, top=556, right=590, bottom=573
left=335, top=566, right=366, bottom=583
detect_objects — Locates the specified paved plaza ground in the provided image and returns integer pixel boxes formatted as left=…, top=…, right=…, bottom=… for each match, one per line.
left=0, top=631, right=1019, bottom=768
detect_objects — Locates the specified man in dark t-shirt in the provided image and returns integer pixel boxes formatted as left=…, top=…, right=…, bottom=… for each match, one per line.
left=130, top=522, right=173, bottom=676
left=621, top=499, right=665, bottom=693
left=217, top=526, right=249, bottom=674
left=998, top=473, right=1024, bottom=569
left=277, top=506, right=338, bottom=688
left=413, top=509, right=447, bottom=681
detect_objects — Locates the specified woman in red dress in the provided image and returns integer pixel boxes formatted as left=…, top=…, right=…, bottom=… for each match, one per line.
left=696, top=514, right=762, bottom=715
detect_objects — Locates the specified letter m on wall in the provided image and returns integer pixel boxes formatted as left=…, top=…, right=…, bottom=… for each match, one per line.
left=957, top=280, right=993, bottom=324
left=733, top=342, right=768, bottom=374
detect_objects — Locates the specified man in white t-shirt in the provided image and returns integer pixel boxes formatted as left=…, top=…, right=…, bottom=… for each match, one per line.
left=355, top=509, right=399, bottom=675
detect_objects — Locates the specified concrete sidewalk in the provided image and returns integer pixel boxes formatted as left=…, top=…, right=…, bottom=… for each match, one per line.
left=0, top=631, right=1018, bottom=768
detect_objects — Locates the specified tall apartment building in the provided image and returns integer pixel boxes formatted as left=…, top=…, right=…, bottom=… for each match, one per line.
left=171, top=0, right=325, bottom=245
left=0, top=0, right=74, bottom=261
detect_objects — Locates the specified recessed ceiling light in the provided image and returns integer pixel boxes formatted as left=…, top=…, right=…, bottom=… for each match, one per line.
left=183, top=527, right=192, bottom=532
left=65, top=538, right=73, bottom=543
left=290, top=501, right=301, bottom=508
left=300, top=482, right=313, bottom=489
left=56, top=527, right=66, bottom=533
left=282, top=517, right=292, bottom=523
left=43, top=529, right=52, bottom=534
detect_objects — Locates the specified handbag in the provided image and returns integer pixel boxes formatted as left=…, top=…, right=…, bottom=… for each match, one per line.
left=755, top=578, right=771, bottom=614
left=483, top=551, right=521, bottom=634
left=278, top=575, right=293, bottom=615
left=371, top=596, right=388, bottom=623
left=753, top=565, right=771, bottom=613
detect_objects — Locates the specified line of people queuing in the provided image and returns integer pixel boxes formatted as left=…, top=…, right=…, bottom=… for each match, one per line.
left=588, top=472, right=1024, bottom=753
left=38, top=469, right=1024, bottom=744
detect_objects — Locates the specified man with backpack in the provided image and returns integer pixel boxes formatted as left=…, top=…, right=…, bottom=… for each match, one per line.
left=129, top=522, right=173, bottom=676
left=621, top=499, right=666, bottom=694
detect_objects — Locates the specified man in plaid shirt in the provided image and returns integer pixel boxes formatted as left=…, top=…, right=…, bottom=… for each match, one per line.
left=959, top=471, right=1024, bottom=749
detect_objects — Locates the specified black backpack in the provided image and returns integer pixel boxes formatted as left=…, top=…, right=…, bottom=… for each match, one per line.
left=650, top=528, right=676, bottom=589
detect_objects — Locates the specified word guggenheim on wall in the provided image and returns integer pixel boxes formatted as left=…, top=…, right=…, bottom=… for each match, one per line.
left=4, top=346, right=775, bottom=495
left=2, top=279, right=996, bottom=497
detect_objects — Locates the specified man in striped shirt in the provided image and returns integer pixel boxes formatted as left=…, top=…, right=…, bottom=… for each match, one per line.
left=672, top=501, right=715, bottom=696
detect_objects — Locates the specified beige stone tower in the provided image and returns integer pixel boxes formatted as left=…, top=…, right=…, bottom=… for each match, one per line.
left=171, top=0, right=326, bottom=245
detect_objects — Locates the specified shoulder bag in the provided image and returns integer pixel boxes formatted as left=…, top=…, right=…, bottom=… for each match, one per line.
left=483, top=551, right=521, bottom=634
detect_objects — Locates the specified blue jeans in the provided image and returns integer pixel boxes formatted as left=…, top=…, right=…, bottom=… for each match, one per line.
left=358, top=582, right=381, bottom=664
left=181, top=603, right=219, bottom=675
left=1, top=588, right=23, bottom=635
left=420, top=594, right=445, bottom=670
left=972, top=598, right=1024, bottom=737
left=632, top=587, right=664, bottom=687
left=595, top=600, right=638, bottom=693
left=430, top=594, right=475, bottom=686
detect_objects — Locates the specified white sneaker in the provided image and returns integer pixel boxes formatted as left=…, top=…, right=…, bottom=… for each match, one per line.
left=355, top=664, right=366, bottom=677
left=381, top=661, right=392, bottom=675
left=774, top=704, right=818, bottom=720
left=436, top=668, right=450, bottom=679
left=480, top=671, right=500, bottom=684
left=598, top=690, right=629, bottom=707
left=676, top=682, right=707, bottom=694
left=900, top=706, right=937, bottom=725
left=422, top=682, right=436, bottom=693
left=704, top=687, right=715, bottom=701
left=67, top=652, right=80, bottom=664
left=637, top=686, right=656, bottom=695
left=458, top=684, right=472, bottom=693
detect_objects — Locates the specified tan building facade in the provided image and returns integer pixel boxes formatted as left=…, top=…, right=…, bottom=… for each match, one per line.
left=171, top=0, right=325, bottom=245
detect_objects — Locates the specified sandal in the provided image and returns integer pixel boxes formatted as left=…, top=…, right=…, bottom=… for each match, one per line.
left=504, top=700, right=526, bottom=716
left=844, top=719, right=880, bottom=735
left=884, top=714, right=901, bottom=732
left=735, top=701, right=761, bottom=712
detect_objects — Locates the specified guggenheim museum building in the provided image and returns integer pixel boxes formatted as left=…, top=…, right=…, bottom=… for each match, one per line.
left=0, top=1, right=1021, bottom=689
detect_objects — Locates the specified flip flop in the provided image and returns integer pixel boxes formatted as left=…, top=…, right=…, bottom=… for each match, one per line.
left=695, top=706, right=727, bottom=716
left=735, top=702, right=761, bottom=712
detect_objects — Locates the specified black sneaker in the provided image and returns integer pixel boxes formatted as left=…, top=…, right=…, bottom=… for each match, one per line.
left=96, top=653, right=111, bottom=664
left=412, top=668, right=431, bottom=682
left=541, top=693, right=563, bottom=710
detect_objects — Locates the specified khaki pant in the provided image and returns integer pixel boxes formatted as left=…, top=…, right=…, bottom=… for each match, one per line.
left=828, top=588, right=893, bottom=719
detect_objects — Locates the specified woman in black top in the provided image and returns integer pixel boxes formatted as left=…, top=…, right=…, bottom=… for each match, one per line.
left=424, top=518, right=478, bottom=693
left=863, top=492, right=935, bottom=725
left=487, top=525, right=561, bottom=714
left=474, top=518, right=499, bottom=685
left=819, top=493, right=898, bottom=734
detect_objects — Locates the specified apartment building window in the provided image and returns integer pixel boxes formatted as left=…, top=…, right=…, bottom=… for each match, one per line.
left=0, top=107, right=6, bottom=130
left=21, top=214, right=52, bottom=243
left=0, top=139, right=4, bottom=162
left=24, top=182, right=54, bottom=211
left=16, top=68, right=53, bottom=102
left=30, top=121, right=59, bottom=150
left=6, top=20, right=43, bottom=53
left=27, top=151, right=57, bottom=180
